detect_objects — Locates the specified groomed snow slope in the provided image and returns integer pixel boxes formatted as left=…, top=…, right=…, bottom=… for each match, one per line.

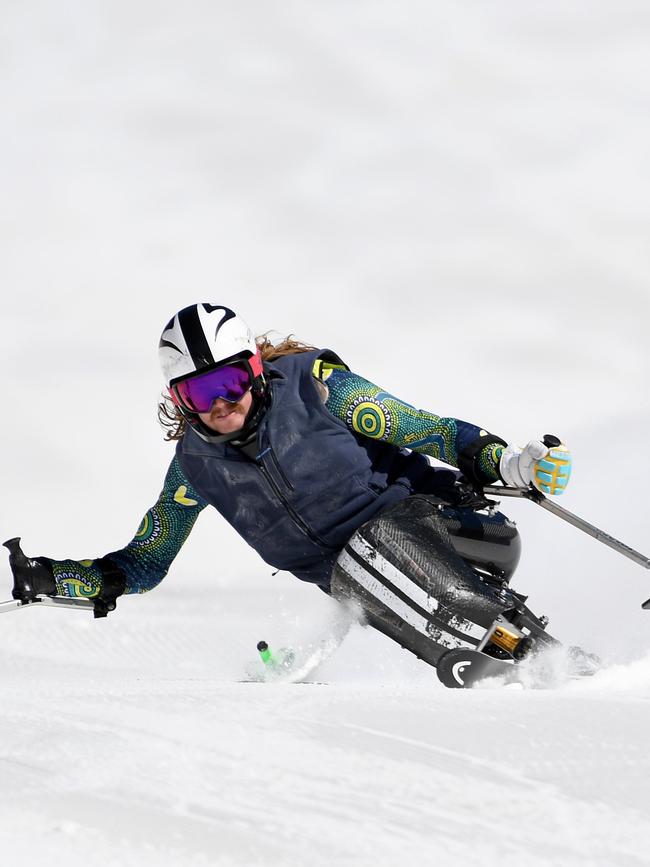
left=1, top=588, right=650, bottom=867
left=2, top=2, right=650, bottom=865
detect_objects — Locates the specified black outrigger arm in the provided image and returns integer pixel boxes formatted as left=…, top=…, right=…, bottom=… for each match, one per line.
left=483, top=485, right=650, bottom=609
left=1, top=537, right=96, bottom=617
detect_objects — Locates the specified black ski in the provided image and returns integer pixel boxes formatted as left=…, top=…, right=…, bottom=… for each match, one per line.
left=436, top=647, right=520, bottom=689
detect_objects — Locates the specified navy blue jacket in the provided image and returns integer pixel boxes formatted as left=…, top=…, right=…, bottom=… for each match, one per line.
left=176, top=350, right=456, bottom=587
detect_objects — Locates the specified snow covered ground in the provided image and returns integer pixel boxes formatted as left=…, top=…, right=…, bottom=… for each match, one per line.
left=2, top=588, right=650, bottom=867
left=2, top=2, right=650, bottom=864
left=1, top=589, right=650, bottom=866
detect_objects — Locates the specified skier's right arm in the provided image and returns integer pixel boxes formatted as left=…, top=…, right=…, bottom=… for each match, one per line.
left=31, top=456, right=207, bottom=602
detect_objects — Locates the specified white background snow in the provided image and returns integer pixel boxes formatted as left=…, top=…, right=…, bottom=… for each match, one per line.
left=1, top=2, right=650, bottom=864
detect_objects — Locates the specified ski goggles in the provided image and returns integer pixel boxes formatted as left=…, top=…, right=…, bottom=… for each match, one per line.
left=171, top=364, right=253, bottom=413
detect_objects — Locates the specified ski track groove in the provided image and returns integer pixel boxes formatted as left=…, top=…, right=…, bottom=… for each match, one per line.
left=289, top=715, right=650, bottom=861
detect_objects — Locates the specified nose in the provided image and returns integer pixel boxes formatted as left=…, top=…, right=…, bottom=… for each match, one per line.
left=209, top=397, right=235, bottom=416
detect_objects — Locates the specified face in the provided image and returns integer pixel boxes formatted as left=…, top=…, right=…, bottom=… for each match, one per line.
left=198, top=390, right=254, bottom=435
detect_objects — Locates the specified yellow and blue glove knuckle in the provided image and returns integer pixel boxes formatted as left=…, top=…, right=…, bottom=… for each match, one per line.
left=534, top=448, right=572, bottom=495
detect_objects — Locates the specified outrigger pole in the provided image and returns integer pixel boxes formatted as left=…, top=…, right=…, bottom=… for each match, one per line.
left=483, top=485, right=650, bottom=609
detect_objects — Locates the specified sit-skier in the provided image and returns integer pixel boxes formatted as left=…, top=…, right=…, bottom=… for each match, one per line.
left=6, top=303, right=590, bottom=682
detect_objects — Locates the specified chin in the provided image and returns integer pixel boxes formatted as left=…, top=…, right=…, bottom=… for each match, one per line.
left=218, top=422, right=245, bottom=435
left=210, top=414, right=246, bottom=435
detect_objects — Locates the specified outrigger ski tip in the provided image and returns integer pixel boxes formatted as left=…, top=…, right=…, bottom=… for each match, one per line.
left=0, top=595, right=95, bottom=615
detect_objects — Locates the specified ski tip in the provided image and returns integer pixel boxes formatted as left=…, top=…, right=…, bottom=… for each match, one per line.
left=642, top=598, right=650, bottom=610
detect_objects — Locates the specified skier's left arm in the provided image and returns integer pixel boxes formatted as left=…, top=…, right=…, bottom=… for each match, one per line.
left=318, top=365, right=571, bottom=494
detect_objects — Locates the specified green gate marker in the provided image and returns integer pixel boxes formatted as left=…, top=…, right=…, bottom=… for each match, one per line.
left=257, top=640, right=276, bottom=668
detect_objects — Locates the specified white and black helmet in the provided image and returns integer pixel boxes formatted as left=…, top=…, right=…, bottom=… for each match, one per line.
left=159, top=303, right=265, bottom=443
left=159, top=303, right=262, bottom=386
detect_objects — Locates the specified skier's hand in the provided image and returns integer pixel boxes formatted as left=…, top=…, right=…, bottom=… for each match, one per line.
left=3, top=538, right=56, bottom=602
left=498, top=436, right=572, bottom=496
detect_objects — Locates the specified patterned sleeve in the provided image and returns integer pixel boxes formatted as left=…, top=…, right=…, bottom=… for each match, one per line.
left=318, top=364, right=505, bottom=485
left=49, top=456, right=208, bottom=598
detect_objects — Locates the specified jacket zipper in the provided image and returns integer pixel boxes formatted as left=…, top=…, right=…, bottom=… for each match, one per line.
left=256, top=456, right=332, bottom=549
left=267, top=446, right=295, bottom=491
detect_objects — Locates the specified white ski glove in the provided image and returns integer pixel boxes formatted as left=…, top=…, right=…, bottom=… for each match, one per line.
left=499, top=437, right=572, bottom=496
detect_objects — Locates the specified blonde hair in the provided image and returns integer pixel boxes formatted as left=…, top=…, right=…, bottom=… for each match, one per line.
left=157, top=334, right=316, bottom=441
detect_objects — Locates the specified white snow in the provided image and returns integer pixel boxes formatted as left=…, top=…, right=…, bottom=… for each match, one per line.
left=2, top=2, right=650, bottom=864
left=2, top=590, right=650, bottom=866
